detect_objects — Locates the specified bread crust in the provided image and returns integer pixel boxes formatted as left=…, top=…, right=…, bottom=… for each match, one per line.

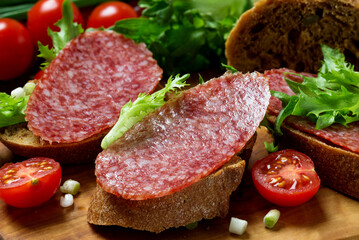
left=0, top=123, right=107, bottom=164
left=87, top=134, right=256, bottom=233
left=267, top=116, right=359, bottom=199
left=225, top=0, right=359, bottom=73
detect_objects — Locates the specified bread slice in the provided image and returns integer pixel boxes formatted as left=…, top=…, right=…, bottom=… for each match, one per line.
left=0, top=123, right=107, bottom=164
left=225, top=0, right=359, bottom=73
left=87, top=134, right=256, bottom=233
left=267, top=115, right=359, bottom=199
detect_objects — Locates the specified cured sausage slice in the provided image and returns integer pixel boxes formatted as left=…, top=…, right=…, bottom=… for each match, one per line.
left=26, top=31, right=162, bottom=143
left=265, top=69, right=359, bottom=154
left=95, top=72, right=270, bottom=200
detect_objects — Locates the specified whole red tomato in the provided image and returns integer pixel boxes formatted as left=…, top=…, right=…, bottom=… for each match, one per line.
left=252, top=149, right=320, bottom=207
left=87, top=1, right=138, bottom=29
left=0, top=18, right=33, bottom=81
left=27, top=0, right=84, bottom=47
left=0, top=157, right=62, bottom=208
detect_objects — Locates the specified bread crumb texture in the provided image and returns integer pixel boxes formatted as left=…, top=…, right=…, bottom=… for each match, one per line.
left=226, top=0, right=359, bottom=73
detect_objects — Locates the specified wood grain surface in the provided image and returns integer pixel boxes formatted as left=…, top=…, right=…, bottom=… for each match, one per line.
left=0, top=128, right=358, bottom=240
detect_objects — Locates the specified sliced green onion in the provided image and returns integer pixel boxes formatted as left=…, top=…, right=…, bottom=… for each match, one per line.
left=60, top=179, right=80, bottom=195
left=60, top=193, right=74, bottom=207
left=23, top=82, right=36, bottom=95
left=229, top=217, right=248, bottom=235
left=263, top=209, right=280, bottom=228
left=11, top=87, right=26, bottom=99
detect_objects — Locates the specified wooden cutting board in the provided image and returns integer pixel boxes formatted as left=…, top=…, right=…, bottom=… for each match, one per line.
left=0, top=128, right=358, bottom=240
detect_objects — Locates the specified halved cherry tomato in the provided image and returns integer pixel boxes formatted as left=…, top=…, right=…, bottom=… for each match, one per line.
left=252, top=149, right=320, bottom=207
left=0, top=157, right=61, bottom=208
left=27, top=0, right=84, bottom=47
left=0, top=18, right=33, bottom=81
left=86, top=1, right=138, bottom=29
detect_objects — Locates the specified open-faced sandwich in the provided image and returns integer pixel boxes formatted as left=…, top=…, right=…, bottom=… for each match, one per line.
left=0, top=1, right=162, bottom=164
left=87, top=70, right=271, bottom=233
left=225, top=0, right=359, bottom=199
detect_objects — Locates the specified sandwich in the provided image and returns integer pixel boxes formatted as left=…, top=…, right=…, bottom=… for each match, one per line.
left=87, top=71, right=271, bottom=232
left=0, top=2, right=162, bottom=164
left=225, top=0, right=359, bottom=199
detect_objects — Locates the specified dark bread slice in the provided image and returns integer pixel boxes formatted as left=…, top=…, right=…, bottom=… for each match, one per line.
left=87, top=134, right=256, bottom=233
left=267, top=115, right=359, bottom=199
left=0, top=123, right=107, bottom=164
left=225, top=0, right=359, bottom=73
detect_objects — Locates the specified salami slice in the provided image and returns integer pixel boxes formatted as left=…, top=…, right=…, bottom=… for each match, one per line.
left=26, top=31, right=162, bottom=143
left=265, top=69, right=359, bottom=154
left=95, top=72, right=270, bottom=200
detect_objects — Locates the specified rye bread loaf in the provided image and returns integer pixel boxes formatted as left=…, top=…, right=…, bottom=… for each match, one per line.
left=225, top=0, right=359, bottom=73
left=87, top=134, right=256, bottom=233
left=0, top=123, right=107, bottom=164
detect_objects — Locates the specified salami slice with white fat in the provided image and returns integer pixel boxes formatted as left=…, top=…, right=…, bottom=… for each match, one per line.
left=265, top=68, right=359, bottom=154
left=95, top=72, right=270, bottom=200
left=26, top=31, right=162, bottom=143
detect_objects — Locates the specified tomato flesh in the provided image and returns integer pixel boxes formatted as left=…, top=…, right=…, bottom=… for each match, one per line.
left=27, top=0, right=84, bottom=47
left=0, top=18, right=33, bottom=81
left=0, top=157, right=61, bottom=208
left=252, top=149, right=320, bottom=206
left=87, top=1, right=138, bottom=29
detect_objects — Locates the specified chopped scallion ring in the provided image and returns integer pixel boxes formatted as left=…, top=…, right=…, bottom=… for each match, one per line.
left=60, top=179, right=80, bottom=195
left=23, top=82, right=36, bottom=95
left=263, top=209, right=280, bottom=228
left=60, top=193, right=74, bottom=207
left=11, top=87, right=26, bottom=99
left=229, top=217, right=247, bottom=235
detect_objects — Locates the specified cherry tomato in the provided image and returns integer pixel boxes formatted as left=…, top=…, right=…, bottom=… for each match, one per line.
left=252, top=149, right=320, bottom=207
left=0, top=18, right=33, bottom=81
left=34, top=69, right=45, bottom=80
left=87, top=1, right=138, bottom=29
left=27, top=0, right=84, bottom=47
left=0, top=157, right=62, bottom=208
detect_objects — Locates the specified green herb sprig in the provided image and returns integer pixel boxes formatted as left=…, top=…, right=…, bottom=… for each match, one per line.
left=110, top=0, right=252, bottom=76
left=272, top=44, right=359, bottom=135
left=101, top=74, right=190, bottom=149
left=38, top=0, right=84, bottom=70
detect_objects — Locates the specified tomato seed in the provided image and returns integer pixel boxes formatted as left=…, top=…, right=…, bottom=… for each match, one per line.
left=2, top=174, right=11, bottom=180
left=276, top=180, right=286, bottom=188
left=270, top=177, right=282, bottom=184
left=302, top=174, right=310, bottom=181
left=44, top=166, right=53, bottom=170
left=6, top=169, right=16, bottom=174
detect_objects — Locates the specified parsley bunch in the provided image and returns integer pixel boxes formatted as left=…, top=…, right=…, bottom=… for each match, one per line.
left=110, top=0, right=252, bottom=76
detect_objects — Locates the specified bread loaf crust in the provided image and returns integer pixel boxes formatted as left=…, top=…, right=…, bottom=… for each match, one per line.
left=226, top=0, right=359, bottom=73
left=0, top=123, right=107, bottom=164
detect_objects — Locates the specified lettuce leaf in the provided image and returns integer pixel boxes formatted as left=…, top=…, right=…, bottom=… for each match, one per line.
left=38, top=0, right=83, bottom=69
left=101, top=74, right=190, bottom=149
left=273, top=44, right=359, bottom=135
left=0, top=93, right=29, bottom=128
left=109, top=0, right=253, bottom=76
